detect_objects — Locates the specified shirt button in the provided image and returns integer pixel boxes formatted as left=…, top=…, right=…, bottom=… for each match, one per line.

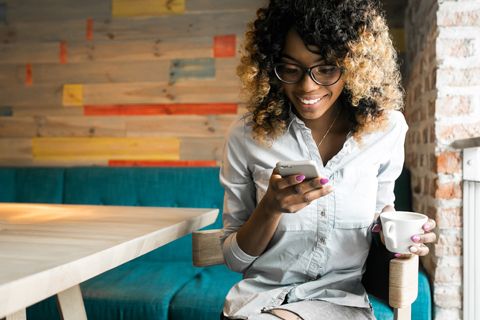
left=320, top=211, right=325, bottom=217
left=319, top=237, right=326, bottom=244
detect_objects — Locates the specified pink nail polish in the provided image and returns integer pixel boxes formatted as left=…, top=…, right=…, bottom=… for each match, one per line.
left=296, top=175, right=305, bottom=182
left=412, top=235, right=421, bottom=242
left=395, top=253, right=401, bottom=258
left=372, top=224, right=380, bottom=232
left=320, top=178, right=329, bottom=185
left=423, top=225, right=430, bottom=231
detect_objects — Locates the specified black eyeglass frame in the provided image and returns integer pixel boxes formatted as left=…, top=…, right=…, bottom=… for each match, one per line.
left=273, top=63, right=344, bottom=86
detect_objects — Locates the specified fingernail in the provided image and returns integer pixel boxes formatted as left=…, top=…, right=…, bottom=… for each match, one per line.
left=320, top=178, right=329, bottom=185
left=412, top=235, right=421, bottom=242
left=372, top=224, right=380, bottom=232
left=395, top=253, right=401, bottom=258
left=296, top=175, right=305, bottom=182
left=410, top=246, right=418, bottom=253
left=328, top=186, right=337, bottom=192
left=423, top=225, right=430, bottom=231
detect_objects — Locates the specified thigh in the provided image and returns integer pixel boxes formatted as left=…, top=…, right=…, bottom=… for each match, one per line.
left=264, top=300, right=376, bottom=320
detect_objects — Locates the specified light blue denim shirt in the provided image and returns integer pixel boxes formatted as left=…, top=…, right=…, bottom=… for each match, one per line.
left=219, top=109, right=408, bottom=319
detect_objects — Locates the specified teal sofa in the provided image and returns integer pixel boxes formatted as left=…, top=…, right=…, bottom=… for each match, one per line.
left=0, top=167, right=432, bottom=320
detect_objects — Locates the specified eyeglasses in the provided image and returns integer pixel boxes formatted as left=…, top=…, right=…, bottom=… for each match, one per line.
left=273, top=63, right=344, bottom=86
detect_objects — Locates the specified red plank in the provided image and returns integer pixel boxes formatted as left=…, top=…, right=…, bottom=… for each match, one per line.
left=214, top=35, right=236, bottom=58
left=108, top=160, right=217, bottom=167
left=60, top=41, right=67, bottom=64
left=86, top=18, right=93, bottom=41
left=25, top=63, right=32, bottom=86
left=84, top=103, right=237, bottom=116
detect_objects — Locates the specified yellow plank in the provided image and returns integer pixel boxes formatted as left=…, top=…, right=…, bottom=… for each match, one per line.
left=112, top=0, right=185, bottom=18
left=32, top=137, right=179, bottom=160
left=63, top=85, right=83, bottom=107
left=390, top=28, right=405, bottom=53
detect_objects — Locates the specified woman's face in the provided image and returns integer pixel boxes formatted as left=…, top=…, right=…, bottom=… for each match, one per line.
left=279, top=28, right=345, bottom=121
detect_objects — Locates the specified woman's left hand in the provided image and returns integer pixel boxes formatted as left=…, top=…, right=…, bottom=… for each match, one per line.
left=372, top=216, right=437, bottom=258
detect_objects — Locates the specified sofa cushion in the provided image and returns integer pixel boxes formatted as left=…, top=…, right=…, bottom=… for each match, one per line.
left=27, top=261, right=203, bottom=320
left=169, top=265, right=243, bottom=320
left=0, top=168, right=65, bottom=204
left=63, top=167, right=225, bottom=262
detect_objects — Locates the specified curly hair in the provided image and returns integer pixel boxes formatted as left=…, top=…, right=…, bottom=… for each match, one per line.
left=237, top=0, right=404, bottom=147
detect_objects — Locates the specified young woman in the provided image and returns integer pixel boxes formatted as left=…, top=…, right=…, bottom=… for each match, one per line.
left=219, top=1, right=437, bottom=319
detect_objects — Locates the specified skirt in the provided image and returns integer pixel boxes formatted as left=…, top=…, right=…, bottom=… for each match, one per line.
left=223, top=300, right=376, bottom=320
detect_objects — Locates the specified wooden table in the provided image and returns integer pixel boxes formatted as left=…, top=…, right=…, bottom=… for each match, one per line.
left=0, top=203, right=219, bottom=320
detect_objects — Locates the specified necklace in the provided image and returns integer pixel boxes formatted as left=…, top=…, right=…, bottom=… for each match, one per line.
left=317, top=108, right=341, bottom=148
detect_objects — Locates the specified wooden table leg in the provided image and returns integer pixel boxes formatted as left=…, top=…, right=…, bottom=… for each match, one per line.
left=54, top=284, right=88, bottom=320
left=394, top=305, right=411, bottom=320
left=0, top=309, right=26, bottom=320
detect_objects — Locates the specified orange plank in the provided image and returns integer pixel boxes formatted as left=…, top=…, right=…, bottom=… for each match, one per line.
left=86, top=18, right=93, bottom=41
left=108, top=160, right=217, bottom=167
left=60, top=41, right=67, bottom=64
left=25, top=63, right=32, bottom=86
left=84, top=103, right=237, bottom=116
left=214, top=35, right=236, bottom=58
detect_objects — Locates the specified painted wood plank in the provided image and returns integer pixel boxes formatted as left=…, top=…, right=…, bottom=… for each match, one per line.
left=12, top=107, right=84, bottom=117
left=3, top=60, right=170, bottom=85
left=108, top=160, right=217, bottom=167
left=185, top=0, right=262, bottom=14
left=0, top=159, right=108, bottom=167
left=85, top=103, right=237, bottom=116
left=0, top=107, right=12, bottom=117
left=0, top=58, right=239, bottom=106
left=63, top=85, right=83, bottom=107
left=214, top=35, right=236, bottom=58
left=0, top=118, right=36, bottom=137
left=0, top=36, right=214, bottom=64
left=86, top=18, right=93, bottom=41
left=170, top=58, right=215, bottom=82
left=125, top=114, right=237, bottom=138
left=35, top=116, right=126, bottom=138
left=0, top=139, right=32, bottom=159
left=60, top=41, right=67, bottom=64
left=25, top=63, right=32, bottom=86
left=112, top=0, right=185, bottom=18
left=179, top=138, right=224, bottom=161
left=32, top=137, right=179, bottom=160
left=0, top=12, right=252, bottom=43
left=0, top=0, right=110, bottom=22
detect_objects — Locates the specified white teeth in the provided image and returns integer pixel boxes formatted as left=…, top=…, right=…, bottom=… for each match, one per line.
left=298, top=97, right=323, bottom=104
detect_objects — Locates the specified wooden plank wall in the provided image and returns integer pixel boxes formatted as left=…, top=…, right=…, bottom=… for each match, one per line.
left=0, top=0, right=405, bottom=168
left=0, top=0, right=262, bottom=167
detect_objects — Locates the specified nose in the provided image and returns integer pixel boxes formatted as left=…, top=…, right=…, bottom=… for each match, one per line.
left=297, top=71, right=320, bottom=92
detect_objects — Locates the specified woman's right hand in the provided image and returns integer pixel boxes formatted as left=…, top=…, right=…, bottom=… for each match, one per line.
left=261, top=167, right=335, bottom=215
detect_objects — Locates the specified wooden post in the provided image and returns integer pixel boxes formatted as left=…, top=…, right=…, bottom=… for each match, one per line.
left=1, top=309, right=26, bottom=320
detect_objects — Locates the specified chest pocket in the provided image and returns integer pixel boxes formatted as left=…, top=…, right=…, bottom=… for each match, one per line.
left=333, top=165, right=378, bottom=229
left=252, top=166, right=315, bottom=231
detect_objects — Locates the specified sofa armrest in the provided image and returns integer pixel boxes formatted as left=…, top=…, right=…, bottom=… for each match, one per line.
left=390, top=254, right=419, bottom=320
left=192, top=229, right=224, bottom=267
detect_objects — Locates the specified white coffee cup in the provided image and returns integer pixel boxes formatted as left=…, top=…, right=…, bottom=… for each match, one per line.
left=379, top=211, right=428, bottom=254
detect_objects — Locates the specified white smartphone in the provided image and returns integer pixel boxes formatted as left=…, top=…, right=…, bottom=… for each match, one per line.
left=276, top=160, right=320, bottom=180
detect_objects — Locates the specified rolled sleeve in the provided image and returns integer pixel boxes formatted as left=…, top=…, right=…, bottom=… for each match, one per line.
left=375, top=112, right=408, bottom=213
left=219, top=115, right=258, bottom=272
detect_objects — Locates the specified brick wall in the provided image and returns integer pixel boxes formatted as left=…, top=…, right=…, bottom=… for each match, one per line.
left=404, top=0, right=480, bottom=319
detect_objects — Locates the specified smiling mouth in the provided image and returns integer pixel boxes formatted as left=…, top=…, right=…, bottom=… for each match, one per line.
left=297, top=95, right=327, bottom=105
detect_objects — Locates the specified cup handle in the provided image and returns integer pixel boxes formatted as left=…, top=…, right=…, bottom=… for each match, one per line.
left=383, top=221, right=397, bottom=251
